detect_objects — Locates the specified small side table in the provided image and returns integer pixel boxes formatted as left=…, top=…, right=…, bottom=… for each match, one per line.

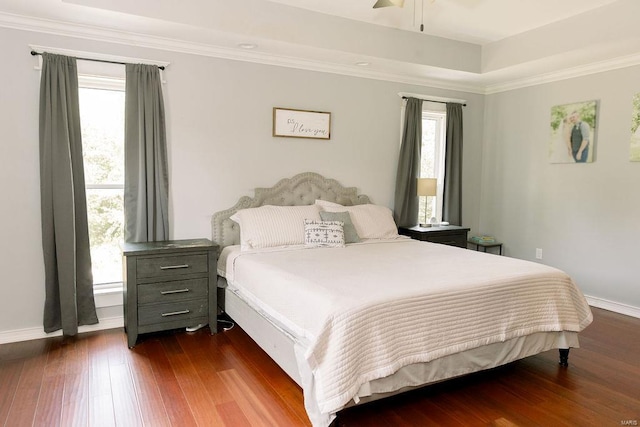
left=468, top=240, right=503, bottom=255
left=122, top=238, right=218, bottom=348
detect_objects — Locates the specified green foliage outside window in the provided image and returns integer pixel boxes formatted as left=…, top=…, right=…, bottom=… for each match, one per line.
left=80, top=87, right=125, bottom=285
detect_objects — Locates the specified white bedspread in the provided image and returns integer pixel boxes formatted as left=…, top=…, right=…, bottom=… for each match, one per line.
left=220, top=239, right=593, bottom=425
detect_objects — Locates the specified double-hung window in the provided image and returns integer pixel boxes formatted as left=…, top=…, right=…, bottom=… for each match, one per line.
left=78, top=76, right=125, bottom=290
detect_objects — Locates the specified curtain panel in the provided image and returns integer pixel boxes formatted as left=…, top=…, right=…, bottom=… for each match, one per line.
left=443, top=103, right=463, bottom=225
left=39, top=53, right=98, bottom=334
left=393, top=97, right=423, bottom=227
left=124, top=64, right=169, bottom=243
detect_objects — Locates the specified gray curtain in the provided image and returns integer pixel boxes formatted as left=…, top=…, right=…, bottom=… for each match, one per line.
left=394, top=97, right=423, bottom=227
left=443, top=103, right=463, bottom=225
left=39, top=53, right=98, bottom=334
left=124, top=64, right=169, bottom=243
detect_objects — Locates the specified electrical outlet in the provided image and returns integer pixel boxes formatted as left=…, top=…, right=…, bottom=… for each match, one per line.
left=536, top=248, right=543, bottom=259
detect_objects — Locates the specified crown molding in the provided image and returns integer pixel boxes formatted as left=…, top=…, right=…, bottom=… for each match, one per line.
left=3, top=11, right=640, bottom=96
left=485, top=52, right=640, bottom=95
left=0, top=11, right=485, bottom=94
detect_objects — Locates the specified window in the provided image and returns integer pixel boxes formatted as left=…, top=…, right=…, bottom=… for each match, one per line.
left=418, top=109, right=446, bottom=224
left=78, top=77, right=125, bottom=288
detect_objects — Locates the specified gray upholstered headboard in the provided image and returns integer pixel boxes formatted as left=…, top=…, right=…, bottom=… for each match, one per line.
left=211, top=172, right=371, bottom=250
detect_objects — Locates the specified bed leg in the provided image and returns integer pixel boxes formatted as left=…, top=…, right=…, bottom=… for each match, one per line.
left=559, top=348, right=570, bottom=367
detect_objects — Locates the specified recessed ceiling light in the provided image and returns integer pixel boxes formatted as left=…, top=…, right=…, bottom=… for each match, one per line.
left=355, top=61, right=370, bottom=67
left=238, top=43, right=257, bottom=50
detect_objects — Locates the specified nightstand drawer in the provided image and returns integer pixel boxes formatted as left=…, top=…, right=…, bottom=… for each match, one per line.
left=136, top=254, right=208, bottom=278
left=138, top=300, right=208, bottom=326
left=398, top=225, right=470, bottom=248
left=138, top=278, right=208, bottom=304
left=425, top=234, right=466, bottom=247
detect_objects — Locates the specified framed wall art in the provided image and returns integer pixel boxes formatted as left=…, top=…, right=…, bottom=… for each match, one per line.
left=273, top=107, right=331, bottom=140
left=549, top=100, right=598, bottom=163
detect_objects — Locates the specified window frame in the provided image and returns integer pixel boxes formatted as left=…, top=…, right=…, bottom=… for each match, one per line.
left=420, top=108, right=447, bottom=223
left=78, top=74, right=126, bottom=298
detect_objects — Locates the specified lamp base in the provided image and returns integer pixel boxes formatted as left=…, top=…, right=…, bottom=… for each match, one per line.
left=419, top=223, right=432, bottom=228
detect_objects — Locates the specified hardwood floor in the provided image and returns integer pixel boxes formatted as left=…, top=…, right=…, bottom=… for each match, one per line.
left=0, top=307, right=638, bottom=426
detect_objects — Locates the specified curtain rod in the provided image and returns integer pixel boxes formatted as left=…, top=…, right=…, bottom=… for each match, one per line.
left=30, top=50, right=166, bottom=70
left=401, top=96, right=466, bottom=107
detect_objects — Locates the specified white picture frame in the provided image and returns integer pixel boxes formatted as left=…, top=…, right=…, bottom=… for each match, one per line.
left=273, top=107, right=331, bottom=140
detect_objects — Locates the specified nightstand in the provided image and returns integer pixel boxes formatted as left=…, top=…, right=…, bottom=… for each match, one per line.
left=122, top=238, right=218, bottom=348
left=398, top=225, right=470, bottom=248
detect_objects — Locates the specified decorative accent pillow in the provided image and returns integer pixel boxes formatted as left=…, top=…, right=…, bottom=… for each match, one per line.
left=320, top=204, right=399, bottom=239
left=230, top=204, right=321, bottom=250
left=319, top=211, right=361, bottom=243
left=304, top=219, right=345, bottom=248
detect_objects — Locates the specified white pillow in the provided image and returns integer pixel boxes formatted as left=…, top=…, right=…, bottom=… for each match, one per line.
left=320, top=204, right=398, bottom=239
left=304, top=219, right=345, bottom=248
left=230, top=204, right=321, bottom=250
left=314, top=199, right=343, bottom=208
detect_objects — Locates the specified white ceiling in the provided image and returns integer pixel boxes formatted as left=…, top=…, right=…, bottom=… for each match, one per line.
left=1, top=0, right=639, bottom=93
left=265, top=0, right=619, bottom=44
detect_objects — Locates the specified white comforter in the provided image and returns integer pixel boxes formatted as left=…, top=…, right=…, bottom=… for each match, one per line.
left=220, top=239, right=593, bottom=425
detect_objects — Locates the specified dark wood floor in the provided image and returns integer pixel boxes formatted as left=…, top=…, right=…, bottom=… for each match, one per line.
left=1, top=307, right=638, bottom=426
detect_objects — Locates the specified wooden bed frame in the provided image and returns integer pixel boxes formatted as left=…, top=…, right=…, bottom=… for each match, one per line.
left=211, top=172, right=574, bottom=422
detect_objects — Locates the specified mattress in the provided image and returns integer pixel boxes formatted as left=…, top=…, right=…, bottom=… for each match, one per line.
left=218, top=239, right=593, bottom=426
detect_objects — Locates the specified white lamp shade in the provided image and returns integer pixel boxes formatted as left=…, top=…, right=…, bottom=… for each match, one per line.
left=373, top=0, right=405, bottom=8
left=417, top=178, right=437, bottom=196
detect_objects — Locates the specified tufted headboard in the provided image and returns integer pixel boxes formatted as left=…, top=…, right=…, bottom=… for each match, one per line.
left=211, top=172, right=371, bottom=250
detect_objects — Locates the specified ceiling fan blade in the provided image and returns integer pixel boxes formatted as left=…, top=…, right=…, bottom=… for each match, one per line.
left=373, top=0, right=405, bottom=8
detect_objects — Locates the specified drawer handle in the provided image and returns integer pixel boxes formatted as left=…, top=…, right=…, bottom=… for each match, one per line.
left=160, top=288, right=190, bottom=295
left=159, top=264, right=190, bottom=270
left=161, top=309, right=190, bottom=317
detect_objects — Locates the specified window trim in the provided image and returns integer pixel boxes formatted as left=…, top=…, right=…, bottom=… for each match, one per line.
left=94, top=283, right=124, bottom=308
left=79, top=74, right=125, bottom=91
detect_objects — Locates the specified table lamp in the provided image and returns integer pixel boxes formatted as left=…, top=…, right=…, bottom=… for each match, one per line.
left=417, top=178, right=437, bottom=227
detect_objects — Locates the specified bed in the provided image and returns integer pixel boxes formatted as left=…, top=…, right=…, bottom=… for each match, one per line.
left=211, top=172, right=593, bottom=427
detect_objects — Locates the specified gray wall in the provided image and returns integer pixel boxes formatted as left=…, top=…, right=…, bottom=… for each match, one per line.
left=0, top=26, right=485, bottom=337
left=481, top=66, right=640, bottom=309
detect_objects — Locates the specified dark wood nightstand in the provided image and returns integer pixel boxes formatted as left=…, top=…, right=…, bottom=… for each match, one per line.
left=398, top=225, right=470, bottom=248
left=122, top=238, right=218, bottom=348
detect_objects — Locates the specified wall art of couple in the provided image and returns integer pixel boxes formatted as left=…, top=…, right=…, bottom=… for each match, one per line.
left=549, top=100, right=597, bottom=164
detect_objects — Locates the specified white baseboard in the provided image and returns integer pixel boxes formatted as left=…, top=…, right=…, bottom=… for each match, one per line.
left=1, top=296, right=637, bottom=345
left=0, top=315, right=124, bottom=345
left=585, top=295, right=640, bottom=319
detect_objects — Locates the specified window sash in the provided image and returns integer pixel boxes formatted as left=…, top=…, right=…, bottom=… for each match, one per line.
left=86, top=183, right=124, bottom=190
left=79, top=74, right=125, bottom=288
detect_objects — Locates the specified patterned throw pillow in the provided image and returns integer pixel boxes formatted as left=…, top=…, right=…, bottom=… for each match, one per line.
left=304, top=219, right=345, bottom=248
